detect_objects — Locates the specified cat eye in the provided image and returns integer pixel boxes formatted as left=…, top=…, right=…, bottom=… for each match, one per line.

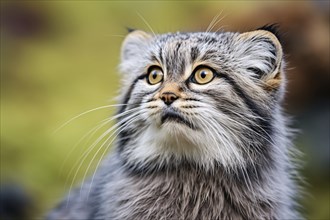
left=147, top=66, right=164, bottom=85
left=193, top=67, right=214, bottom=84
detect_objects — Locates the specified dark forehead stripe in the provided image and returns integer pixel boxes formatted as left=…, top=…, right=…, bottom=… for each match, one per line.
left=190, top=46, right=200, bottom=61
left=158, top=47, right=163, bottom=63
left=175, top=42, right=182, bottom=52
left=150, top=54, right=158, bottom=63
left=172, top=41, right=183, bottom=66
left=163, top=41, right=186, bottom=77
left=200, top=49, right=218, bottom=61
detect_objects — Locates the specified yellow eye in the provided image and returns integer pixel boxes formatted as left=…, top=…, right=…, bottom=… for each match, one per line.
left=194, top=67, right=214, bottom=84
left=147, top=66, right=164, bottom=85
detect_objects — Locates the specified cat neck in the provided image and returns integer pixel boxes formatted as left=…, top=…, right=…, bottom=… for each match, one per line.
left=111, top=151, right=278, bottom=220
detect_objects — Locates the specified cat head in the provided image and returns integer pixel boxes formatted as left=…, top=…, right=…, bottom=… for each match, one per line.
left=116, top=28, right=286, bottom=172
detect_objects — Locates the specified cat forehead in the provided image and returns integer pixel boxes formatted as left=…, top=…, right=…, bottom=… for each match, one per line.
left=150, top=32, right=238, bottom=62
left=153, top=32, right=236, bottom=51
left=156, top=32, right=234, bottom=43
left=147, top=32, right=237, bottom=75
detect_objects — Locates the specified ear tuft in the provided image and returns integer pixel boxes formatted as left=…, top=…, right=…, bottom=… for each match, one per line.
left=257, top=23, right=282, bottom=43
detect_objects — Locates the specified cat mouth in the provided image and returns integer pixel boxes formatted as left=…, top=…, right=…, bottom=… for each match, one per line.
left=160, top=109, right=196, bottom=130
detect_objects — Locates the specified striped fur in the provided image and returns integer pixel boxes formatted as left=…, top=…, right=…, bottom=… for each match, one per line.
left=48, top=29, right=302, bottom=220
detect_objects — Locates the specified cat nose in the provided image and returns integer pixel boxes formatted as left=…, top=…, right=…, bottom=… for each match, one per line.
left=160, top=92, right=178, bottom=105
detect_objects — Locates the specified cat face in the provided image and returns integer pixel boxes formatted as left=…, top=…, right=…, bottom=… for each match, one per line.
left=117, top=30, right=285, bottom=171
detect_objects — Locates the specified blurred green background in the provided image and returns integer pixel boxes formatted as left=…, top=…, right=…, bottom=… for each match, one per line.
left=1, top=1, right=329, bottom=219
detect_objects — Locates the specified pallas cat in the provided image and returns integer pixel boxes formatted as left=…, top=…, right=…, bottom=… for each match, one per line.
left=48, top=26, right=301, bottom=220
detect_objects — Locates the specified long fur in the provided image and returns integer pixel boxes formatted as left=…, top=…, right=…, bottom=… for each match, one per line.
left=48, top=29, right=302, bottom=220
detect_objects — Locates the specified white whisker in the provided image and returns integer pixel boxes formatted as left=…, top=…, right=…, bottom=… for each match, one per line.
left=86, top=113, right=144, bottom=198
left=218, top=107, right=277, bottom=146
left=53, top=104, right=129, bottom=134
left=206, top=11, right=222, bottom=33
left=136, top=11, right=156, bottom=36
left=206, top=11, right=225, bottom=33
left=59, top=117, right=113, bottom=177
left=80, top=110, right=146, bottom=193
left=65, top=109, right=143, bottom=206
left=63, top=106, right=142, bottom=185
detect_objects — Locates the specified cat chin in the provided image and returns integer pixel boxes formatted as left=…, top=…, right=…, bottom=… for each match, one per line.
left=156, top=123, right=245, bottom=167
left=142, top=121, right=201, bottom=150
left=160, top=121, right=192, bottom=134
left=126, top=122, right=245, bottom=170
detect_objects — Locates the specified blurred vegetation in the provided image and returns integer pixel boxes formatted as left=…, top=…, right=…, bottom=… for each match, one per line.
left=1, top=1, right=329, bottom=219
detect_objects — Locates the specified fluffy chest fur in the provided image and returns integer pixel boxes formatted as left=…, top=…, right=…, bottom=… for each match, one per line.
left=107, top=171, right=234, bottom=220
left=96, top=156, right=289, bottom=220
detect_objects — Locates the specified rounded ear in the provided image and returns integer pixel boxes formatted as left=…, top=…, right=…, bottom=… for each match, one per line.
left=237, top=30, right=284, bottom=90
left=120, top=30, right=152, bottom=62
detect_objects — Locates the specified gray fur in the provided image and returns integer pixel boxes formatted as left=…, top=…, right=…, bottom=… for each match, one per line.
left=48, top=30, right=302, bottom=220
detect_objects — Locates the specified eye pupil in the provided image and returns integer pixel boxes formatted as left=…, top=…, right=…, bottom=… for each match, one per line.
left=200, top=71, right=206, bottom=78
left=152, top=71, right=157, bottom=79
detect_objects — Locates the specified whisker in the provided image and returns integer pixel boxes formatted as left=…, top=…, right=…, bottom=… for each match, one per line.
left=217, top=107, right=277, bottom=146
left=199, top=115, right=239, bottom=167
left=206, top=11, right=222, bottom=33
left=80, top=110, right=145, bottom=194
left=204, top=113, right=260, bottom=185
left=64, top=108, right=142, bottom=197
left=214, top=24, right=228, bottom=33
left=227, top=116, right=275, bottom=146
left=197, top=117, right=226, bottom=165
left=209, top=13, right=227, bottom=33
left=86, top=113, right=144, bottom=198
left=206, top=10, right=225, bottom=33
left=201, top=114, right=245, bottom=167
left=67, top=110, right=142, bottom=182
left=59, top=117, right=113, bottom=177
left=136, top=11, right=156, bottom=36
left=203, top=107, right=275, bottom=164
left=53, top=104, right=130, bottom=134
left=65, top=110, right=143, bottom=206
left=61, top=106, right=142, bottom=179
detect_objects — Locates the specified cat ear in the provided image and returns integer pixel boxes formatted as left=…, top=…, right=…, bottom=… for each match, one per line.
left=120, top=30, right=152, bottom=62
left=237, top=29, right=283, bottom=89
